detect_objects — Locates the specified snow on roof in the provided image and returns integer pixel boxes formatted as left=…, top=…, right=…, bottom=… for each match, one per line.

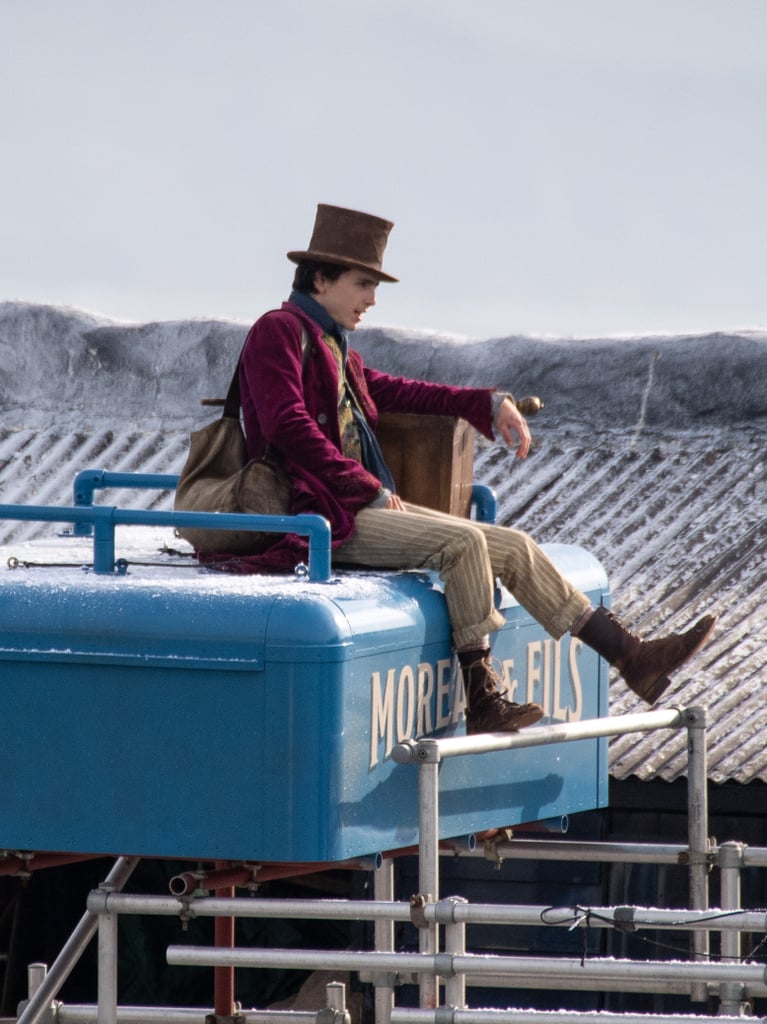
left=1, top=301, right=766, bottom=785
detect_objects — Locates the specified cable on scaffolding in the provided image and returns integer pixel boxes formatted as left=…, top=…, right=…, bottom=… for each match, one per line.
left=539, top=904, right=767, bottom=964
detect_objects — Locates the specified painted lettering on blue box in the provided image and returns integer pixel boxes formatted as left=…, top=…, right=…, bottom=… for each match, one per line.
left=369, top=637, right=586, bottom=768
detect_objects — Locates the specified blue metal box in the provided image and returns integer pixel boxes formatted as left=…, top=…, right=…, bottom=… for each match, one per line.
left=0, top=532, right=609, bottom=863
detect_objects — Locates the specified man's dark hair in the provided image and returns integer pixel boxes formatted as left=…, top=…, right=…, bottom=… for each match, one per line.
left=292, top=260, right=347, bottom=294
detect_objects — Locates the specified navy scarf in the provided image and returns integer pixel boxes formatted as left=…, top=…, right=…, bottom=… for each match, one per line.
left=288, top=291, right=397, bottom=492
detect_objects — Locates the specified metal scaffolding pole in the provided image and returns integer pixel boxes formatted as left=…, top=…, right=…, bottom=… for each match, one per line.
left=462, top=837, right=691, bottom=865
left=88, top=890, right=767, bottom=938
left=425, top=901, right=767, bottom=934
left=718, top=841, right=746, bottom=1017
left=389, top=1011, right=763, bottom=1024
left=97, top=896, right=119, bottom=1024
left=55, top=999, right=348, bottom=1024
left=685, top=707, right=710, bottom=1002
left=391, top=709, right=684, bottom=766
left=417, top=756, right=441, bottom=1009
left=373, top=859, right=397, bottom=1024
left=442, top=899, right=468, bottom=1010
left=87, top=894, right=411, bottom=923
left=57, top=1009, right=320, bottom=1024
left=164, top=945, right=767, bottom=997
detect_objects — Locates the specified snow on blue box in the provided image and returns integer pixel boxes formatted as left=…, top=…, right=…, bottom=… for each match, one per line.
left=0, top=527, right=609, bottom=863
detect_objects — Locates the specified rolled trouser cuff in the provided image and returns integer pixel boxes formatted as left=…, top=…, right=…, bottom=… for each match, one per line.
left=452, top=608, right=507, bottom=651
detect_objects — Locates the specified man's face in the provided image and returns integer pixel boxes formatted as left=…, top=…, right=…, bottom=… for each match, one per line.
left=313, top=268, right=380, bottom=331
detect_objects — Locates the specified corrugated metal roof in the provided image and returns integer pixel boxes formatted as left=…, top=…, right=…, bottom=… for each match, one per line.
left=0, top=427, right=189, bottom=544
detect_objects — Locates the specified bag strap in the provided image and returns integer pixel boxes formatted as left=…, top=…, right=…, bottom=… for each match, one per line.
left=222, top=323, right=310, bottom=420
left=222, top=362, right=243, bottom=419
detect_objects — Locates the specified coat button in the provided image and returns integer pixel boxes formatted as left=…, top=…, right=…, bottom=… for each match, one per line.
left=317, top=413, right=328, bottom=425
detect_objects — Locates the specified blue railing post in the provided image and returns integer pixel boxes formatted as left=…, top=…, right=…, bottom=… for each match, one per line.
left=471, top=483, right=497, bottom=523
left=92, top=509, right=117, bottom=574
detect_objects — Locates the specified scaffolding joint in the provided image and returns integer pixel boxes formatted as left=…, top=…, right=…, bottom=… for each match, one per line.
left=410, top=892, right=433, bottom=929
left=613, top=906, right=637, bottom=934
left=433, top=952, right=455, bottom=979
left=433, top=895, right=469, bottom=924
left=717, top=839, right=748, bottom=869
left=682, top=705, right=708, bottom=730
left=15, top=996, right=59, bottom=1024
left=9, top=849, right=33, bottom=883
left=316, top=1009, right=351, bottom=1024
left=434, top=1008, right=457, bottom=1024
left=204, top=1014, right=245, bottom=1024
left=482, top=828, right=514, bottom=869
left=679, top=840, right=717, bottom=870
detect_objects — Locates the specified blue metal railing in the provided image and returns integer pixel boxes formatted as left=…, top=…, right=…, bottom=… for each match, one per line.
left=0, top=504, right=332, bottom=581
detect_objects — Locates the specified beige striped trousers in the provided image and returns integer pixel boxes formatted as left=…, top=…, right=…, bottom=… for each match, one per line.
left=335, top=503, right=592, bottom=650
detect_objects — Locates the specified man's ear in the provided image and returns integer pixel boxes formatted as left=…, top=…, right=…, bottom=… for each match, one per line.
left=312, top=271, right=326, bottom=295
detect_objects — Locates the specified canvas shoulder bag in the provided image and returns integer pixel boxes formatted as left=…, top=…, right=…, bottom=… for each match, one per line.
left=173, top=327, right=308, bottom=555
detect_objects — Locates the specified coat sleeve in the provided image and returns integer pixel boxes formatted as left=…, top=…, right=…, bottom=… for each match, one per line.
left=357, top=360, right=497, bottom=440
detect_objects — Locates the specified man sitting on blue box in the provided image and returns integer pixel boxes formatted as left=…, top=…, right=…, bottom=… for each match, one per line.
left=201, top=204, right=715, bottom=735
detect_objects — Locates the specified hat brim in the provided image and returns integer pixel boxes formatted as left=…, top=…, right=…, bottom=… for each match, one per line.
left=287, top=249, right=398, bottom=283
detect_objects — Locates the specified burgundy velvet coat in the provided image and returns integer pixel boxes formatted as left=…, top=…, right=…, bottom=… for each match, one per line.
left=202, top=302, right=497, bottom=572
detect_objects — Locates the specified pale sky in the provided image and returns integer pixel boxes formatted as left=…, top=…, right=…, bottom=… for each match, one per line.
left=3, top=0, right=767, bottom=339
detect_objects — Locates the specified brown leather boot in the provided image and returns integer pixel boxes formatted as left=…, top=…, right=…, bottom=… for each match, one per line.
left=462, top=654, right=544, bottom=735
left=576, top=606, right=716, bottom=705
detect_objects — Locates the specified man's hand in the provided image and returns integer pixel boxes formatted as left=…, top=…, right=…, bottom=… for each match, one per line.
left=496, top=396, right=531, bottom=459
left=385, top=493, right=406, bottom=511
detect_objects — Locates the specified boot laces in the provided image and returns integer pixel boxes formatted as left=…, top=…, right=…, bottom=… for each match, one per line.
left=463, top=654, right=509, bottom=702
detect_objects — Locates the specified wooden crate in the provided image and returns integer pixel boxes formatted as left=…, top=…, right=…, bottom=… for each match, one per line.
left=376, top=412, right=475, bottom=517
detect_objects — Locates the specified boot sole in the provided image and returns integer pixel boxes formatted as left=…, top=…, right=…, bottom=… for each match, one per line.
left=467, top=703, right=544, bottom=735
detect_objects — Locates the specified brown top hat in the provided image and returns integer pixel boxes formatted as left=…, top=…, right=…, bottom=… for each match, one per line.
left=287, top=204, right=398, bottom=283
